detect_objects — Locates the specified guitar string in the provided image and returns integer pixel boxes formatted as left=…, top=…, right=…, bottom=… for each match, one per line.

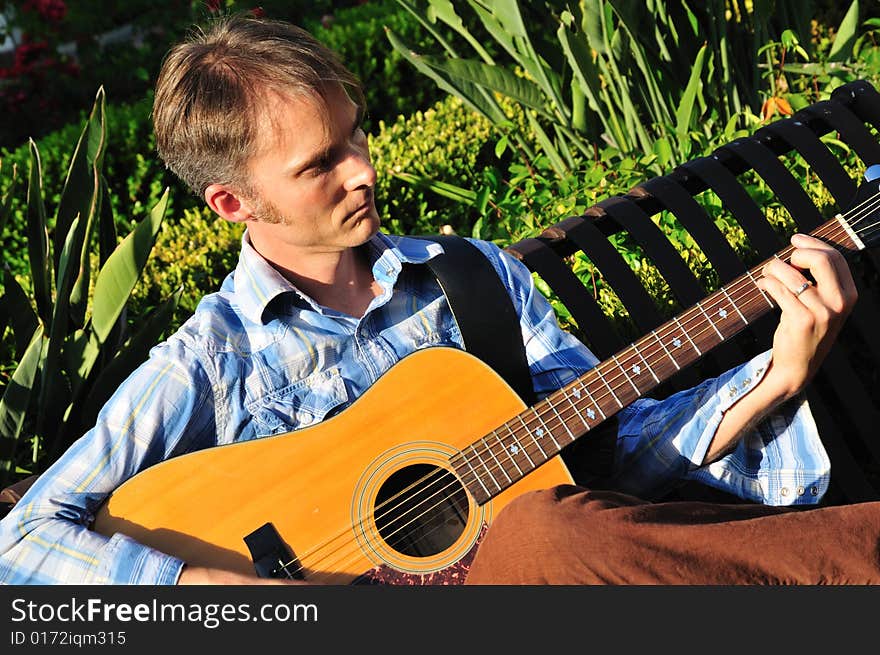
left=452, top=190, right=880, bottom=481
left=274, top=193, right=873, bottom=580
left=450, top=216, right=866, bottom=488
left=272, top=191, right=880, bottom=580
left=287, top=205, right=880, bottom=581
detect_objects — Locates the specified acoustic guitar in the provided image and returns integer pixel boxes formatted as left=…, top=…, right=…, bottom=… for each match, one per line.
left=93, top=177, right=880, bottom=584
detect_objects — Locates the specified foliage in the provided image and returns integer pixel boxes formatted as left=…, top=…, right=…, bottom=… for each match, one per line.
left=386, top=0, right=822, bottom=177
left=0, top=1, right=373, bottom=148
left=370, top=94, right=500, bottom=235
left=0, top=94, right=194, bottom=282
left=131, top=205, right=243, bottom=323
left=305, top=0, right=447, bottom=132
left=0, top=88, right=180, bottom=487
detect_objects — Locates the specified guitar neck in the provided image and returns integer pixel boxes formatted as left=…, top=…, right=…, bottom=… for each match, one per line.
left=452, top=213, right=865, bottom=505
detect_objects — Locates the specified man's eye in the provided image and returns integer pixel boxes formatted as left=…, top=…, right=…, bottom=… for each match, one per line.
left=313, top=156, right=333, bottom=175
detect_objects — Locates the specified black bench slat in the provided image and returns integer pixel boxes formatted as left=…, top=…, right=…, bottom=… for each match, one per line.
left=806, top=384, right=880, bottom=503
left=506, top=235, right=624, bottom=358
left=504, top=79, right=880, bottom=504
left=556, top=214, right=666, bottom=334
left=596, top=196, right=708, bottom=305
left=803, top=99, right=880, bottom=167
left=759, top=118, right=857, bottom=210
left=637, top=176, right=746, bottom=283
left=679, top=157, right=784, bottom=257
left=720, top=138, right=825, bottom=231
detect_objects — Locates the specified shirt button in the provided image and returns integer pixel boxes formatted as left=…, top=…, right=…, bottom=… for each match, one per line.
left=728, top=387, right=738, bottom=398
left=796, top=486, right=805, bottom=496
left=780, top=487, right=789, bottom=496
left=741, top=378, right=751, bottom=389
left=810, top=486, right=819, bottom=496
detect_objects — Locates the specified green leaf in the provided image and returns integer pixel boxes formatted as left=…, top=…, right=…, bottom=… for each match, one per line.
left=80, top=288, right=182, bottom=430
left=0, top=161, right=16, bottom=237
left=526, top=112, right=569, bottom=177
left=25, top=141, right=52, bottom=326
left=0, top=324, right=44, bottom=443
left=420, top=56, right=547, bottom=113
left=2, top=269, right=39, bottom=359
left=53, top=87, right=107, bottom=274
left=828, top=0, right=859, bottom=62
left=675, top=43, right=707, bottom=140
left=392, top=171, right=478, bottom=204
left=385, top=27, right=508, bottom=123
left=91, top=189, right=169, bottom=343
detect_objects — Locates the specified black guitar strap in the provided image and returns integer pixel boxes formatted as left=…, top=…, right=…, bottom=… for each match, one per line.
left=418, top=234, right=537, bottom=406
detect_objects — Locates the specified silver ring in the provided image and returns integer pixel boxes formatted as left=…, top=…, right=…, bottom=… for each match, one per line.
left=794, top=281, right=812, bottom=297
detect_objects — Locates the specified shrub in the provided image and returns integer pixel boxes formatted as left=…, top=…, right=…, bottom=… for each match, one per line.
left=131, top=205, right=244, bottom=324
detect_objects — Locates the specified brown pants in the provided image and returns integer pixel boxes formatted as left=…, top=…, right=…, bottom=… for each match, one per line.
left=464, top=485, right=880, bottom=584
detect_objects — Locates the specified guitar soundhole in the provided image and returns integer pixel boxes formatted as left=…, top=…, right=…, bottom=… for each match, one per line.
left=374, top=464, right=469, bottom=558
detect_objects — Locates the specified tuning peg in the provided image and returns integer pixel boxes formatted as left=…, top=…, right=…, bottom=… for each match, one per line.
left=865, top=164, right=880, bottom=182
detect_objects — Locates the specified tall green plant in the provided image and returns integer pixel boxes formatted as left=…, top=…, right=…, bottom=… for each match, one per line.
left=387, top=0, right=814, bottom=172
left=0, top=88, right=180, bottom=487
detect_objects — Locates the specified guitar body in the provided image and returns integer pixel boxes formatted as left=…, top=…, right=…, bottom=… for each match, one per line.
left=92, top=347, right=572, bottom=584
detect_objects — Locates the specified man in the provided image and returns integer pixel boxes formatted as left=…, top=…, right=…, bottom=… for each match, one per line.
left=0, top=14, right=878, bottom=585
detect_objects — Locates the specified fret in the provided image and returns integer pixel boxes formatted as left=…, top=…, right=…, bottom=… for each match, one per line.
left=746, top=269, right=774, bottom=308
left=594, top=365, right=624, bottom=409
left=459, top=447, right=491, bottom=499
left=494, top=431, right=523, bottom=477
left=506, top=422, right=536, bottom=468
left=617, top=347, right=659, bottom=391
left=836, top=212, right=866, bottom=250
left=470, top=443, right=502, bottom=492
left=517, top=414, right=547, bottom=459
left=612, top=353, right=640, bottom=395
left=635, top=341, right=661, bottom=382
left=561, top=386, right=590, bottom=430
left=486, top=434, right=513, bottom=484
left=452, top=215, right=870, bottom=506
left=719, top=286, right=748, bottom=325
left=574, top=379, right=606, bottom=420
left=696, top=300, right=724, bottom=340
left=652, top=328, right=680, bottom=370
left=531, top=407, right=563, bottom=451
left=672, top=315, right=701, bottom=355
left=547, top=401, right=575, bottom=443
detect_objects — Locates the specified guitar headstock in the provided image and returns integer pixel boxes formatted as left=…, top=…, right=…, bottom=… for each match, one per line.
left=840, top=163, right=880, bottom=250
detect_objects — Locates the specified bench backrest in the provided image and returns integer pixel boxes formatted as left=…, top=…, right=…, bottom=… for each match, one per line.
left=505, top=79, right=880, bottom=505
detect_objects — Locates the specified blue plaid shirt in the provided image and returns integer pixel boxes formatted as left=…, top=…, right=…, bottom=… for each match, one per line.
left=0, top=232, right=828, bottom=584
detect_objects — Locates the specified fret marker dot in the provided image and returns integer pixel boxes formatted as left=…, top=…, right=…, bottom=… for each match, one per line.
left=632, top=365, right=641, bottom=375
left=718, top=309, right=728, bottom=319
left=587, top=409, right=596, bottom=420
left=673, top=338, right=682, bottom=348
left=509, top=444, right=519, bottom=455
left=572, top=388, right=582, bottom=399
left=535, top=428, right=544, bottom=437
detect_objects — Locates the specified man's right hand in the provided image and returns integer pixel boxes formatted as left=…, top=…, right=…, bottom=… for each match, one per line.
left=177, top=565, right=311, bottom=585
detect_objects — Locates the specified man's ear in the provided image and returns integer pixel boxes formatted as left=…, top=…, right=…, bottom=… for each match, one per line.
left=204, top=183, right=256, bottom=223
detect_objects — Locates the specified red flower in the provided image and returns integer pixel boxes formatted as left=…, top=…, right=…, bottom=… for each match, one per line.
left=13, top=40, right=50, bottom=68
left=21, top=0, right=67, bottom=23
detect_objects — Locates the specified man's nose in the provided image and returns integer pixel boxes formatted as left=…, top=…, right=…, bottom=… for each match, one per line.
left=342, top=147, right=376, bottom=191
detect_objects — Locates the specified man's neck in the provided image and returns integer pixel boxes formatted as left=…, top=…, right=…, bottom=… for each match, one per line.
left=254, top=237, right=382, bottom=318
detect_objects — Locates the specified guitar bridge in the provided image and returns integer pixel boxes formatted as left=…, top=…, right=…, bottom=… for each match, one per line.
left=243, top=522, right=304, bottom=580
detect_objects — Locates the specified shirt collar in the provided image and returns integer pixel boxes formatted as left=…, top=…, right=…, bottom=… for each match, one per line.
left=233, top=230, right=446, bottom=324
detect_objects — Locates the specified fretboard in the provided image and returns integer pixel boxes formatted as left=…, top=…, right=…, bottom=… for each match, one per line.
left=450, top=214, right=864, bottom=505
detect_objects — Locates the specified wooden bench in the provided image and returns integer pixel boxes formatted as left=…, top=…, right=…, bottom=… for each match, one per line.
left=505, top=78, right=880, bottom=506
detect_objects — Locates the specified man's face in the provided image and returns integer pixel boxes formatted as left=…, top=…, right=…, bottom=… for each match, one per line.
left=242, top=84, right=380, bottom=255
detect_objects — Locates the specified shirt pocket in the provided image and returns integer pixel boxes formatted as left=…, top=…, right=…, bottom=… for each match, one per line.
left=247, top=368, right=349, bottom=436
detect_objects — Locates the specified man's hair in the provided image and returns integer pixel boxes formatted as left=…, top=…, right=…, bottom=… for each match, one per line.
left=152, top=14, right=364, bottom=197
